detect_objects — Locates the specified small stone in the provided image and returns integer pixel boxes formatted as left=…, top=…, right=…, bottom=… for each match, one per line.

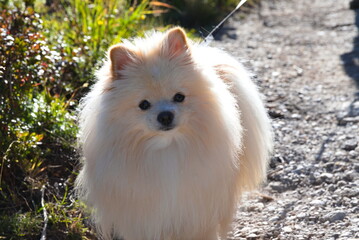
left=240, top=226, right=251, bottom=233
left=272, top=71, right=280, bottom=77
left=341, top=187, right=359, bottom=197
left=320, top=172, right=334, bottom=183
left=283, top=226, right=292, bottom=233
left=341, top=231, right=352, bottom=237
left=294, top=224, right=302, bottom=230
left=343, top=140, right=358, bottom=151
left=335, top=151, right=346, bottom=157
left=247, top=233, right=258, bottom=238
left=294, top=66, right=303, bottom=76
left=269, top=110, right=285, bottom=119
left=310, top=199, right=325, bottom=206
left=328, top=184, right=336, bottom=192
left=323, top=211, right=346, bottom=223
left=297, top=212, right=307, bottom=219
left=267, top=205, right=277, bottom=212
left=324, top=162, right=334, bottom=172
left=343, top=171, right=357, bottom=182
left=349, top=150, right=358, bottom=157
left=309, top=174, right=322, bottom=186
left=332, top=233, right=340, bottom=239
left=249, top=229, right=260, bottom=234
left=308, top=215, right=319, bottom=222
left=337, top=180, right=347, bottom=187
left=355, top=163, right=359, bottom=173
left=247, top=203, right=265, bottom=212
left=337, top=116, right=359, bottom=126
left=269, top=181, right=288, bottom=192
left=291, top=113, right=301, bottom=119
left=269, top=216, right=280, bottom=222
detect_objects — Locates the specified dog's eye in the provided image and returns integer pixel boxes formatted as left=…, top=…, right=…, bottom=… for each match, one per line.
left=139, top=100, right=151, bottom=110
left=173, top=93, right=185, bottom=103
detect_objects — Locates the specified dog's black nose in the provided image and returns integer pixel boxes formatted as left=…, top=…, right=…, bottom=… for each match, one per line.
left=157, top=111, right=174, bottom=127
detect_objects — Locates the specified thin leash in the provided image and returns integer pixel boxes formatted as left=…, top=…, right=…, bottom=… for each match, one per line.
left=204, top=0, right=248, bottom=42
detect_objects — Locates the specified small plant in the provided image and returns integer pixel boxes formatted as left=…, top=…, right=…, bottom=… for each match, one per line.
left=43, top=186, right=93, bottom=239
left=0, top=212, right=42, bottom=239
left=41, top=0, right=157, bottom=90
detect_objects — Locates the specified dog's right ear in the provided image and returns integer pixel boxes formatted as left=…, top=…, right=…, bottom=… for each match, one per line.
left=161, top=27, right=190, bottom=59
left=109, top=44, right=137, bottom=80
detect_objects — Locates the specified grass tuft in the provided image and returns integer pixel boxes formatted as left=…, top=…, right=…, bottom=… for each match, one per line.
left=0, top=212, right=42, bottom=239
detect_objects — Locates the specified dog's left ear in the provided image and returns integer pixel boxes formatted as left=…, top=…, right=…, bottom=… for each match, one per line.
left=162, top=27, right=190, bottom=59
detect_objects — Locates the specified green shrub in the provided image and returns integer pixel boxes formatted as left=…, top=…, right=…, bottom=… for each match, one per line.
left=0, top=7, right=89, bottom=238
left=0, top=6, right=77, bottom=206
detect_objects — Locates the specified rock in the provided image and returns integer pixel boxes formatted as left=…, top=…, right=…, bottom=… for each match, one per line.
left=269, top=181, right=288, bottom=192
left=324, top=162, right=334, bottom=172
left=327, top=184, right=336, bottom=192
left=309, top=173, right=322, bottom=186
left=340, top=231, right=353, bottom=237
left=283, top=226, right=292, bottom=233
left=332, top=233, right=340, bottom=239
left=355, top=163, right=359, bottom=173
left=310, top=199, right=325, bottom=206
left=247, top=203, right=265, bottom=212
left=247, top=233, right=258, bottom=238
left=343, top=170, right=358, bottom=182
left=320, top=172, right=334, bottom=183
left=297, top=212, right=307, bottom=219
left=268, top=109, right=285, bottom=119
left=341, top=187, right=359, bottom=197
left=269, top=155, right=285, bottom=169
left=337, top=180, right=347, bottom=187
left=322, top=212, right=347, bottom=223
left=338, top=116, right=359, bottom=126
left=269, top=216, right=280, bottom=222
left=343, top=139, right=358, bottom=151
left=308, top=215, right=319, bottom=222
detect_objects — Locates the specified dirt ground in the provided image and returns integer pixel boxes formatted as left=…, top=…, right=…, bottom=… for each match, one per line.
left=213, top=0, right=359, bottom=239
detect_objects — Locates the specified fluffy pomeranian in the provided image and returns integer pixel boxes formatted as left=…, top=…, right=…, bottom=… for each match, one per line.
left=76, top=27, right=273, bottom=240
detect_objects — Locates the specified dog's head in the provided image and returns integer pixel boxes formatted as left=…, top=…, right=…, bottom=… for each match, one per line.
left=97, top=27, right=239, bottom=150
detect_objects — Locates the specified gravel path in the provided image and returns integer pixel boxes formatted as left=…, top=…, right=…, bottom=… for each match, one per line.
left=214, top=0, right=359, bottom=239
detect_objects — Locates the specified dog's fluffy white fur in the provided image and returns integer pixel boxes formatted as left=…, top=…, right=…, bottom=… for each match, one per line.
left=76, top=27, right=273, bottom=240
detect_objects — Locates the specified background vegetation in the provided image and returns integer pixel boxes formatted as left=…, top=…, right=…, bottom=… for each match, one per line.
left=0, top=0, right=255, bottom=238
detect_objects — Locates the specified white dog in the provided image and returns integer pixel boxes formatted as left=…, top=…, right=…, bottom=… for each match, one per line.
left=76, top=27, right=273, bottom=240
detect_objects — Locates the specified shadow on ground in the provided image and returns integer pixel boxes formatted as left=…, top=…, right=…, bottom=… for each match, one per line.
left=213, top=26, right=238, bottom=40
left=339, top=1, right=359, bottom=123
left=341, top=2, right=359, bottom=88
